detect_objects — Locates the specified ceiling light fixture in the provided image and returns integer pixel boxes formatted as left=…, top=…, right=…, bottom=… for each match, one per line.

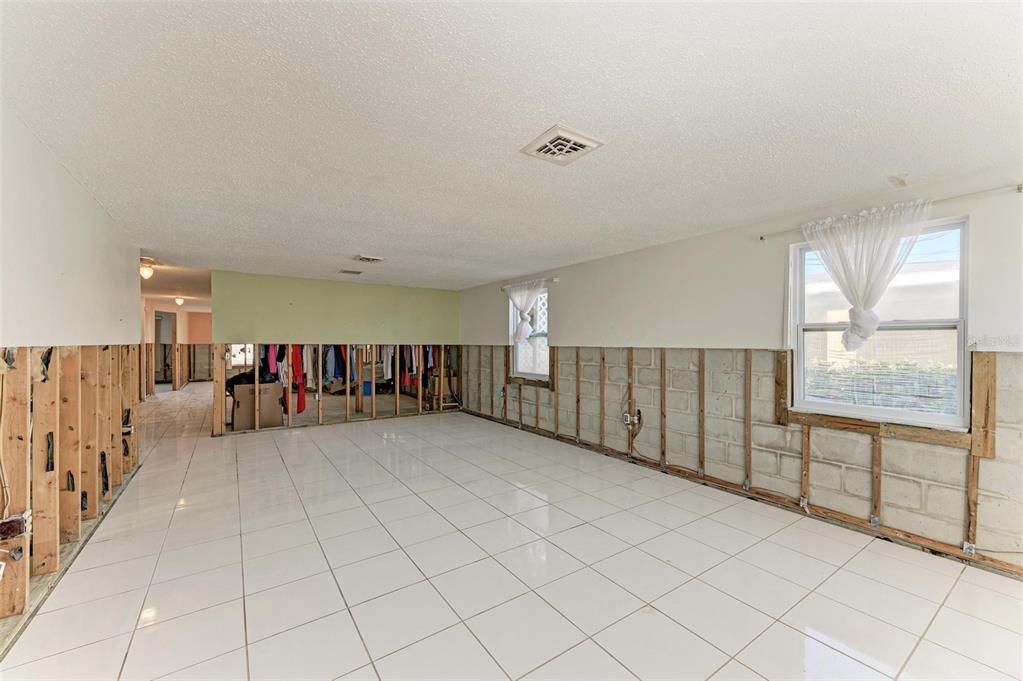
left=354, top=255, right=384, bottom=264
left=174, top=297, right=184, bottom=306
left=139, top=257, right=156, bottom=280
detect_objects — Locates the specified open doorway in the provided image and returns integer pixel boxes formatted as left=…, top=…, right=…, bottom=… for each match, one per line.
left=154, top=310, right=177, bottom=391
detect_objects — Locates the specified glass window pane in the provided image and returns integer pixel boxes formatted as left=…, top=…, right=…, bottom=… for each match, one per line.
left=802, top=328, right=959, bottom=415
left=803, top=227, right=960, bottom=324
left=515, top=337, right=549, bottom=377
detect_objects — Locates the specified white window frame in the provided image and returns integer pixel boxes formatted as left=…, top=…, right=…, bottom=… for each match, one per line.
left=789, top=216, right=969, bottom=430
left=509, top=288, right=550, bottom=382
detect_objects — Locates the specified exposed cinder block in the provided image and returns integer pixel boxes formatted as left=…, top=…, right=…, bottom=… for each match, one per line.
left=752, top=448, right=779, bottom=475
left=637, top=368, right=660, bottom=387
left=979, top=457, right=1023, bottom=499
left=705, top=349, right=734, bottom=373
left=633, top=348, right=654, bottom=367
left=706, top=395, right=734, bottom=418
left=978, top=495, right=1022, bottom=535
left=778, top=453, right=803, bottom=482
left=666, top=391, right=690, bottom=412
left=705, top=416, right=743, bottom=442
left=883, top=439, right=966, bottom=487
left=667, top=348, right=697, bottom=370
left=751, top=350, right=775, bottom=373
left=809, top=460, right=842, bottom=491
left=880, top=474, right=923, bottom=510
left=811, top=429, right=870, bottom=468
left=633, top=386, right=653, bottom=407
left=884, top=506, right=963, bottom=546
left=670, top=369, right=698, bottom=391
left=752, top=471, right=801, bottom=499
left=925, top=484, right=966, bottom=521
left=711, top=371, right=741, bottom=396
left=807, top=486, right=870, bottom=518
left=842, top=467, right=872, bottom=500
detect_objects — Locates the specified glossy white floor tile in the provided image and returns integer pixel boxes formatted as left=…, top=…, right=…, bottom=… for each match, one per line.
left=5, top=385, right=1021, bottom=681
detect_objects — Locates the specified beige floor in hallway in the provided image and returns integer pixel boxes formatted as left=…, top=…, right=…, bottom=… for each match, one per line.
left=0, top=381, right=1020, bottom=680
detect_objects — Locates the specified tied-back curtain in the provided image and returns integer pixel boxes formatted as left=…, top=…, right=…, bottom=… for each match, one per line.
left=505, top=279, right=546, bottom=343
left=801, top=199, right=930, bottom=351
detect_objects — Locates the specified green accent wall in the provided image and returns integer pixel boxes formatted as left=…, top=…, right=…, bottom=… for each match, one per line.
left=211, top=271, right=460, bottom=343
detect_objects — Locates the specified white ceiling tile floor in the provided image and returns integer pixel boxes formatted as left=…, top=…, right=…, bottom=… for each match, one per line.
left=6, top=382, right=1022, bottom=681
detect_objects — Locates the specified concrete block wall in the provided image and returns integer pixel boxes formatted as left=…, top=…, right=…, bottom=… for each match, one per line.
left=556, top=347, right=577, bottom=438
left=577, top=348, right=602, bottom=444
left=664, top=348, right=700, bottom=472
left=460, top=345, right=1022, bottom=570
left=979, top=353, right=1023, bottom=566
left=631, top=348, right=662, bottom=465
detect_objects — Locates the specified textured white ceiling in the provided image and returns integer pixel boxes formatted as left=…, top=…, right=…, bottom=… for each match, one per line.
left=140, top=263, right=211, bottom=308
left=3, top=3, right=1019, bottom=290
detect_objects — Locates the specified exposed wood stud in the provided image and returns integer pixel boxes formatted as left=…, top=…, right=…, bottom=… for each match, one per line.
left=698, top=348, right=706, bottom=477
left=502, top=347, right=509, bottom=422
left=489, top=346, right=495, bottom=415
left=317, top=344, right=324, bottom=425
left=58, top=346, right=81, bottom=544
left=970, top=352, right=996, bottom=458
left=286, top=344, right=293, bottom=428
left=98, top=346, right=113, bottom=500
left=212, top=343, right=226, bottom=436
left=517, top=383, right=523, bottom=427
left=254, top=343, right=261, bottom=431
left=416, top=345, right=423, bottom=416
left=774, top=350, right=789, bottom=424
left=476, top=346, right=482, bottom=414
left=575, top=347, right=581, bottom=440
left=371, top=344, right=377, bottom=419
left=394, top=345, right=400, bottom=417
left=346, top=345, right=352, bottom=421
left=871, top=433, right=882, bottom=524
left=31, top=347, right=60, bottom=575
left=744, top=350, right=752, bottom=487
left=660, top=348, right=667, bottom=467
left=801, top=425, right=811, bottom=506
left=0, top=347, right=31, bottom=616
left=80, top=346, right=100, bottom=519
left=966, top=453, right=981, bottom=544
left=552, top=347, right=560, bottom=435
left=599, top=348, right=606, bottom=447
left=439, top=345, right=446, bottom=412
left=626, top=348, right=635, bottom=454
left=109, top=348, right=122, bottom=488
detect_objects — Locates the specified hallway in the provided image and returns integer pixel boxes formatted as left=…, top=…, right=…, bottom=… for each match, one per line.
left=0, top=384, right=1020, bottom=680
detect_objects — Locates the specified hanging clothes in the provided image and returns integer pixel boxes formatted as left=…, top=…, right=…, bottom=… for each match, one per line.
left=303, top=345, right=314, bottom=386
left=382, top=345, right=393, bottom=381
left=292, top=344, right=306, bottom=414
left=266, top=344, right=278, bottom=377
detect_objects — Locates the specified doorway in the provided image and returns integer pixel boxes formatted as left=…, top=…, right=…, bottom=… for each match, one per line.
left=154, top=311, right=176, bottom=389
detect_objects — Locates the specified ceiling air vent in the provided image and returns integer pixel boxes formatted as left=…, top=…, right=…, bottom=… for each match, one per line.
left=339, top=269, right=363, bottom=275
left=521, top=125, right=603, bottom=166
left=354, top=255, right=384, bottom=264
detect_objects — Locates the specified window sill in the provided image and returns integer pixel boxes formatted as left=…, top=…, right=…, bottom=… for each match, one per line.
left=509, top=375, right=551, bottom=390
left=782, top=408, right=972, bottom=449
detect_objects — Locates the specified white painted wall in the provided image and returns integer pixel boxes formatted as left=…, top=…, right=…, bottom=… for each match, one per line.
left=460, top=186, right=1022, bottom=351
left=1, top=103, right=141, bottom=346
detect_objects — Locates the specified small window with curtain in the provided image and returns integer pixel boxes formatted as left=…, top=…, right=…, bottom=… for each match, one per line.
left=510, top=288, right=550, bottom=380
left=791, top=217, right=967, bottom=429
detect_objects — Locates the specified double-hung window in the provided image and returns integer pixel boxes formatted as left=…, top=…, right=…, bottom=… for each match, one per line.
left=510, top=288, right=550, bottom=381
left=791, top=217, right=967, bottom=429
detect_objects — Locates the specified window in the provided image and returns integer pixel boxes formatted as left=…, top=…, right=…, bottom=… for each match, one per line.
left=510, top=288, right=550, bottom=380
left=230, top=343, right=254, bottom=368
left=791, top=218, right=967, bottom=429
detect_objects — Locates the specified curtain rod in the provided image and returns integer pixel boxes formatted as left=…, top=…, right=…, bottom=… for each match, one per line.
left=757, top=182, right=1021, bottom=242
left=500, top=276, right=559, bottom=291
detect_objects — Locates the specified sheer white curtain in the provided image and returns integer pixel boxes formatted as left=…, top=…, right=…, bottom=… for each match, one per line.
left=504, top=279, right=546, bottom=343
left=801, top=199, right=930, bottom=351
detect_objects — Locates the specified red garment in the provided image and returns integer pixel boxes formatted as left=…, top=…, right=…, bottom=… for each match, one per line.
left=292, top=344, right=306, bottom=414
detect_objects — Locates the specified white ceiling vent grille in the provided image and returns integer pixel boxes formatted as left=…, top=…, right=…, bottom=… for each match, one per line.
left=339, top=269, right=363, bottom=275
left=521, top=125, right=603, bottom=166
left=354, top=255, right=384, bottom=264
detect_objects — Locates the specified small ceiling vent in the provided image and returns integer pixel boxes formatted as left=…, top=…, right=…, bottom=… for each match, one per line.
left=354, top=255, right=384, bottom=264
left=339, top=269, right=363, bottom=275
left=521, top=125, right=603, bottom=166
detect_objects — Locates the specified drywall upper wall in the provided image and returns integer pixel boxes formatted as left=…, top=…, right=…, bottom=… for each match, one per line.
left=187, top=312, right=212, bottom=344
left=460, top=188, right=1022, bottom=350
left=0, top=104, right=140, bottom=346
left=211, top=271, right=460, bottom=343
